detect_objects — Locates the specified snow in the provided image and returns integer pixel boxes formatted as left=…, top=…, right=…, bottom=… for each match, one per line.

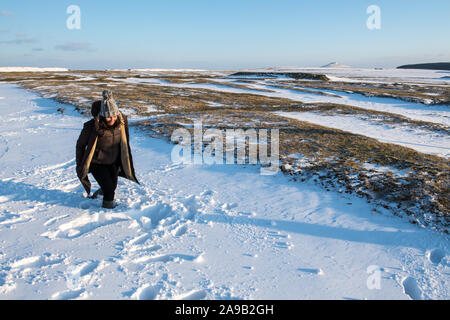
left=325, top=75, right=366, bottom=83
left=0, top=67, right=69, bottom=72
left=0, top=82, right=448, bottom=300
left=119, top=108, right=136, bottom=116
left=275, top=111, right=450, bottom=158
left=249, top=81, right=450, bottom=126
left=243, top=67, right=450, bottom=84
left=143, top=104, right=158, bottom=112
left=108, top=77, right=169, bottom=85
left=361, top=163, right=410, bottom=178
left=74, top=77, right=96, bottom=81
left=112, top=77, right=266, bottom=95
left=129, top=68, right=209, bottom=72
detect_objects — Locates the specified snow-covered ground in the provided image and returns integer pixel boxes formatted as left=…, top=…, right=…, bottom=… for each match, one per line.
left=275, top=111, right=450, bottom=158
left=242, top=67, right=450, bottom=84
left=242, top=81, right=450, bottom=126
left=0, top=67, right=69, bottom=72
left=0, top=83, right=448, bottom=300
left=109, top=77, right=268, bottom=95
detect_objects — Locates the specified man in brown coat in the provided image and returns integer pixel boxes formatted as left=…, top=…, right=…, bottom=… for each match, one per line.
left=76, top=90, right=139, bottom=209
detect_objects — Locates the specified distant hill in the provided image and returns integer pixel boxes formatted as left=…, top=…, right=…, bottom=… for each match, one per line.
left=320, top=62, right=351, bottom=68
left=229, top=71, right=329, bottom=81
left=397, top=62, right=450, bottom=71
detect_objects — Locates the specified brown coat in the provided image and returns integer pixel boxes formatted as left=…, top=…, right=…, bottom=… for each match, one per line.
left=91, top=120, right=122, bottom=165
left=76, top=101, right=139, bottom=194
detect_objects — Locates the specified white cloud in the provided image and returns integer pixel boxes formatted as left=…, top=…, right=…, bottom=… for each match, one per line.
left=54, top=42, right=95, bottom=52
left=0, top=11, right=14, bottom=16
left=0, top=35, right=37, bottom=45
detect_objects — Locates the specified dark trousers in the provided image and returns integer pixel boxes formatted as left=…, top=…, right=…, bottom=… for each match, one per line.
left=89, top=163, right=119, bottom=201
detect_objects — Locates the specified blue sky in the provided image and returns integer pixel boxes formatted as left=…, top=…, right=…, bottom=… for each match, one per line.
left=0, top=0, right=449, bottom=70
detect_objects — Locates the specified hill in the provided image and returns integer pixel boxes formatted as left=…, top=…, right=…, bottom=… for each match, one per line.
left=397, top=63, right=450, bottom=71
left=321, top=62, right=352, bottom=68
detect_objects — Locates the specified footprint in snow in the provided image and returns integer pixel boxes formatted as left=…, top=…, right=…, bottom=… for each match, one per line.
left=133, top=253, right=200, bottom=264
left=44, top=214, right=69, bottom=226
left=238, top=211, right=257, bottom=217
left=131, top=284, right=162, bottom=300
left=200, top=190, right=214, bottom=197
left=10, top=253, right=64, bottom=270
left=297, top=268, right=324, bottom=276
left=79, top=201, right=91, bottom=210
left=76, top=260, right=99, bottom=276
left=275, top=241, right=294, bottom=249
left=267, top=230, right=289, bottom=239
left=174, top=289, right=207, bottom=300
left=51, top=288, right=86, bottom=300
left=265, top=231, right=293, bottom=250
left=0, top=209, right=33, bottom=227
left=126, top=233, right=152, bottom=246
left=126, top=244, right=162, bottom=254
left=402, top=277, right=422, bottom=300
left=172, top=224, right=188, bottom=237
left=41, top=212, right=129, bottom=240
left=427, top=248, right=446, bottom=265
left=66, top=260, right=99, bottom=290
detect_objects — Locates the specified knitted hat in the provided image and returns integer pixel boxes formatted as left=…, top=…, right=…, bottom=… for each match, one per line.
left=99, top=90, right=120, bottom=118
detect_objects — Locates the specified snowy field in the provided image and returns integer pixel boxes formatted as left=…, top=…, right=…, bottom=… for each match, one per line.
left=275, top=111, right=449, bottom=158
left=243, top=66, right=450, bottom=84
left=0, top=67, right=69, bottom=73
left=0, top=82, right=449, bottom=300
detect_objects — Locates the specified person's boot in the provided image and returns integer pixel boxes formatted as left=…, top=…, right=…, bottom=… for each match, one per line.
left=102, top=200, right=116, bottom=209
left=90, top=188, right=103, bottom=199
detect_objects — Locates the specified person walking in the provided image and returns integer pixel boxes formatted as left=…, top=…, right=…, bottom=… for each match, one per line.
left=76, top=90, right=139, bottom=209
